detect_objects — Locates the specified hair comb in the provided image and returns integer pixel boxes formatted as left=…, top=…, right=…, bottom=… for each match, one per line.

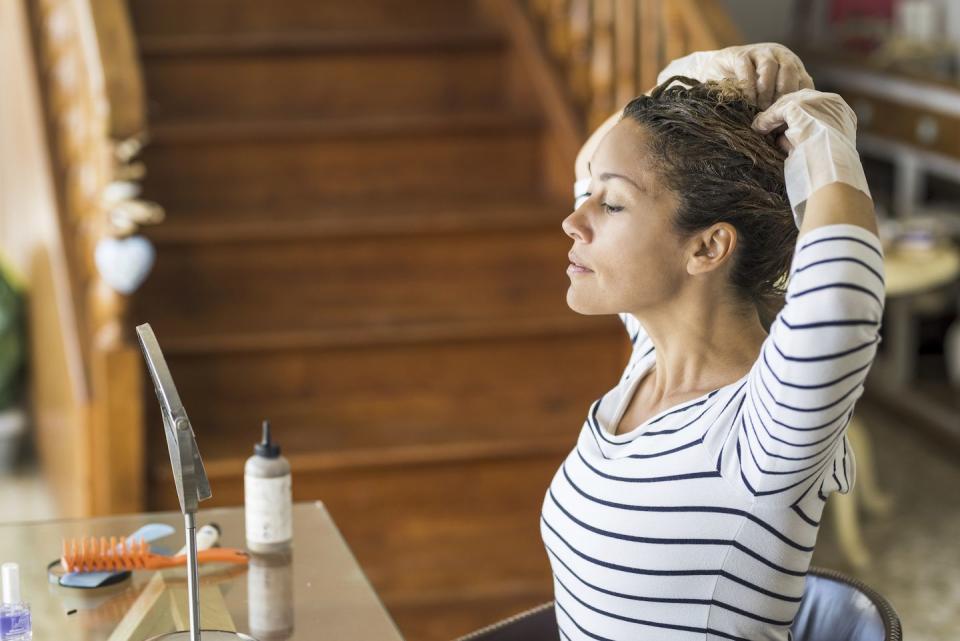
left=61, top=536, right=248, bottom=573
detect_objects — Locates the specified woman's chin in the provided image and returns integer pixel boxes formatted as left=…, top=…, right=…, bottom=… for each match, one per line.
left=566, top=287, right=603, bottom=315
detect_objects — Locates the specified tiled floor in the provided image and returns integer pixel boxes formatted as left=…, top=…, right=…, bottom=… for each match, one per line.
left=0, top=462, right=58, bottom=524
left=812, top=400, right=960, bottom=641
left=2, top=398, right=958, bottom=639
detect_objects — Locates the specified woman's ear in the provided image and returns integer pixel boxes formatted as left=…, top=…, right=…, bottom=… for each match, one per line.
left=686, top=223, right=737, bottom=275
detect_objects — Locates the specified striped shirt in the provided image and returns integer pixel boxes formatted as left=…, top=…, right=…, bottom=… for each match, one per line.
left=541, top=223, right=886, bottom=641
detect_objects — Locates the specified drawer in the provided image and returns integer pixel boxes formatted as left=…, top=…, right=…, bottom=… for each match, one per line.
left=837, top=88, right=960, bottom=160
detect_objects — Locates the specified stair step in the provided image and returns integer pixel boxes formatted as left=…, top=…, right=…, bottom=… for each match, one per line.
left=156, top=437, right=574, bottom=481
left=141, top=113, right=543, bottom=207
left=133, top=227, right=582, bottom=344
left=140, top=34, right=505, bottom=121
left=138, top=28, right=503, bottom=57
left=138, top=314, right=616, bottom=355
left=146, top=196, right=565, bottom=243
left=130, top=0, right=489, bottom=39
left=141, top=329, right=625, bottom=462
left=146, top=111, right=539, bottom=143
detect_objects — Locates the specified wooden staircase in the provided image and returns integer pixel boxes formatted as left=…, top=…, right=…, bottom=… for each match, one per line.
left=16, top=0, right=739, bottom=636
left=127, top=1, right=625, bottom=638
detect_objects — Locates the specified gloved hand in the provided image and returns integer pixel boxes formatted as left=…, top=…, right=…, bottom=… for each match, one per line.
left=575, top=43, right=815, bottom=207
left=656, top=43, right=814, bottom=110
left=752, top=88, right=872, bottom=227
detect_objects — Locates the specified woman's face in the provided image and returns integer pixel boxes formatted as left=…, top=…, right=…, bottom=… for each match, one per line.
left=562, top=119, right=687, bottom=316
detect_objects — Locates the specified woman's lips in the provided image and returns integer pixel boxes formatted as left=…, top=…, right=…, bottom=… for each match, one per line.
left=567, top=252, right=593, bottom=275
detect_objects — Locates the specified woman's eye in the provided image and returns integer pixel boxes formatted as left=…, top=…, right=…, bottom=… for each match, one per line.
left=601, top=202, right=623, bottom=214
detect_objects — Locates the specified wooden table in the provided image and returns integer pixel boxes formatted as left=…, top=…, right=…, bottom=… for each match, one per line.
left=0, top=502, right=405, bottom=641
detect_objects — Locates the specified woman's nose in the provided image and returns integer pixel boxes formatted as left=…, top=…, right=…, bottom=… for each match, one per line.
left=562, top=207, right=591, bottom=242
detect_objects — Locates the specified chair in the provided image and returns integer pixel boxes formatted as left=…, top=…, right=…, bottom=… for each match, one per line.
left=453, top=567, right=902, bottom=641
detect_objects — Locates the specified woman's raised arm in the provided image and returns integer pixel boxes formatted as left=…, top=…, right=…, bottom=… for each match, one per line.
left=718, top=90, right=885, bottom=508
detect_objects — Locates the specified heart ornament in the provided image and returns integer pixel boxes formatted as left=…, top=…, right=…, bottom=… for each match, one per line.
left=94, top=235, right=156, bottom=295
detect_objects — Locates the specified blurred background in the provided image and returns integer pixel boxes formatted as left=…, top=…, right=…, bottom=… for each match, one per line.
left=0, top=0, right=957, bottom=639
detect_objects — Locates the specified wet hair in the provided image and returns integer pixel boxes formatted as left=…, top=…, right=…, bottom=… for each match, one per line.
left=621, top=75, right=796, bottom=327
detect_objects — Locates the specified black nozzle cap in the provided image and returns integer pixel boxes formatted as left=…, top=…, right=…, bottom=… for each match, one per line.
left=254, top=420, right=281, bottom=458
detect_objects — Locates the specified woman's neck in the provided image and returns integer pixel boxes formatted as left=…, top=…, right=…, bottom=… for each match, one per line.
left=634, top=295, right=768, bottom=399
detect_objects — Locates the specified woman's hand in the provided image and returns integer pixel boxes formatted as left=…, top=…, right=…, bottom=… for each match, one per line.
left=656, top=43, right=814, bottom=110
left=752, top=89, right=874, bottom=232
left=575, top=43, right=814, bottom=193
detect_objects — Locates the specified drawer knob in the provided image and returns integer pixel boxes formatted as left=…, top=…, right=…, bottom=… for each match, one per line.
left=915, top=115, right=939, bottom=144
left=852, top=99, right=874, bottom=126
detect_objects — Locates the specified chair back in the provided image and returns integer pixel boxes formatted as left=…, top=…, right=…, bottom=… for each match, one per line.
left=454, top=567, right=901, bottom=641
left=792, top=567, right=902, bottom=641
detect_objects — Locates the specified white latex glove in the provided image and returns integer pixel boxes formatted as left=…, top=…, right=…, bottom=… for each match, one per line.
left=575, top=44, right=815, bottom=207
left=656, top=43, right=815, bottom=110
left=752, top=89, right=872, bottom=228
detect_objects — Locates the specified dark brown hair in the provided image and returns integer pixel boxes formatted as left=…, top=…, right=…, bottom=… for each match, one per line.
left=621, top=75, right=796, bottom=327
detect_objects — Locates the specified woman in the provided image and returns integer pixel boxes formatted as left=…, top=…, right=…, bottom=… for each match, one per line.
left=543, top=45, right=882, bottom=640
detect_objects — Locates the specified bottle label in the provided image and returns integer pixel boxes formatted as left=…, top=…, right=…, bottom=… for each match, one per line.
left=244, top=474, right=292, bottom=544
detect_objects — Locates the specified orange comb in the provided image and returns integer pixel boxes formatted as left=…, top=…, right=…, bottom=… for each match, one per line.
left=61, top=536, right=249, bottom=573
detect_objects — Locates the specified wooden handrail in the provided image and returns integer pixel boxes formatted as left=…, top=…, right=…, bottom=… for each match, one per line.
left=21, top=0, right=164, bottom=515
left=522, top=0, right=741, bottom=130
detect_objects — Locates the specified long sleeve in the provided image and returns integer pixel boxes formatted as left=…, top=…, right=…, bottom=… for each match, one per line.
left=720, top=223, right=885, bottom=506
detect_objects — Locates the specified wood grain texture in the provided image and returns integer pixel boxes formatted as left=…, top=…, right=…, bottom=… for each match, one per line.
left=141, top=40, right=507, bottom=122
left=122, top=1, right=746, bottom=638
left=141, top=115, right=543, bottom=208
left=20, top=0, right=153, bottom=517
left=150, top=451, right=567, bottom=639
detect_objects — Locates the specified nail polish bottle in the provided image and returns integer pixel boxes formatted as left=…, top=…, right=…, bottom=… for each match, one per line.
left=0, top=563, right=31, bottom=641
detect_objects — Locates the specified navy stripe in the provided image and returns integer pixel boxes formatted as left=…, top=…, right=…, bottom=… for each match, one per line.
left=548, top=489, right=806, bottom=577
left=642, top=393, right=727, bottom=435
left=797, top=234, right=882, bottom=258
left=544, top=545, right=795, bottom=626
left=626, top=437, right=701, bottom=459
left=788, top=282, right=883, bottom=306
left=544, top=226, right=882, bottom=639
left=791, top=504, right=820, bottom=527
left=585, top=418, right=615, bottom=462
left=762, top=348, right=871, bottom=390
left=560, top=464, right=815, bottom=552
left=793, top=256, right=884, bottom=283
left=841, top=438, right=850, bottom=489
left=736, top=440, right=826, bottom=497
left=554, top=601, right=617, bottom=641
left=543, top=517, right=802, bottom=602
left=749, top=378, right=852, bottom=444
left=589, top=400, right=621, bottom=446
left=778, top=317, right=879, bottom=331
left=758, top=366, right=864, bottom=413
left=577, top=448, right=720, bottom=483
left=769, top=335, right=879, bottom=363
left=741, top=416, right=838, bottom=477
left=554, top=577, right=754, bottom=641
left=589, top=389, right=721, bottom=446
left=744, top=410, right=843, bottom=462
